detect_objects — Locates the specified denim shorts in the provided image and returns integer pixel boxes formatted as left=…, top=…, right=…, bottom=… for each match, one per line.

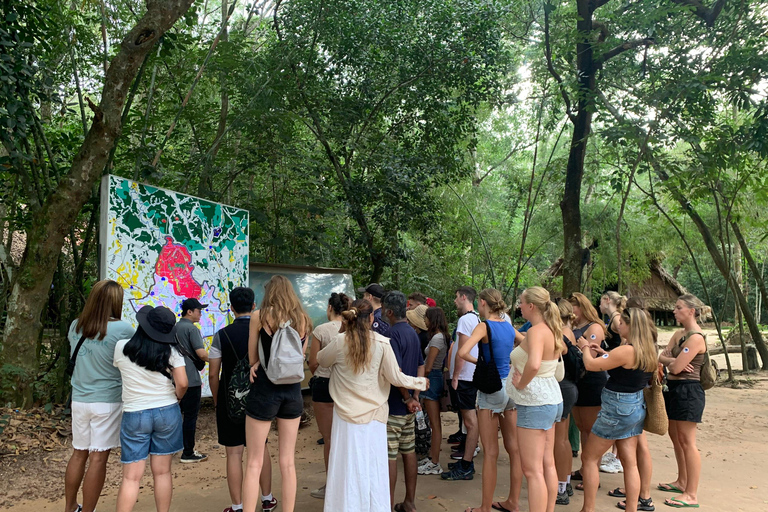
left=422, top=369, right=445, bottom=401
left=591, top=388, right=646, bottom=440
left=120, top=403, right=183, bottom=463
left=476, top=376, right=515, bottom=414
left=517, top=402, right=563, bottom=430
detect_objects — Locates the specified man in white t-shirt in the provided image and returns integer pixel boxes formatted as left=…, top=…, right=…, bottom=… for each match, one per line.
left=442, top=286, right=480, bottom=481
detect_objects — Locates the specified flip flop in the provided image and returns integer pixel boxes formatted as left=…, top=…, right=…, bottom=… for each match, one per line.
left=571, top=469, right=584, bottom=481
left=657, top=483, right=684, bottom=494
left=609, top=488, right=626, bottom=498
left=394, top=503, right=407, bottom=512
left=492, top=503, right=512, bottom=512
left=575, top=482, right=601, bottom=491
left=664, top=497, right=699, bottom=508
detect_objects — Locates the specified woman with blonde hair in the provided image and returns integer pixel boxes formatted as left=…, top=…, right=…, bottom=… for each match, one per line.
left=553, top=298, right=580, bottom=505
left=508, top=287, right=564, bottom=512
left=576, top=308, right=658, bottom=512
left=458, top=289, right=523, bottom=512
left=64, top=280, right=134, bottom=512
left=657, top=294, right=707, bottom=508
left=568, top=292, right=609, bottom=482
left=601, top=291, right=627, bottom=350
left=242, top=275, right=313, bottom=512
left=317, top=299, right=428, bottom=512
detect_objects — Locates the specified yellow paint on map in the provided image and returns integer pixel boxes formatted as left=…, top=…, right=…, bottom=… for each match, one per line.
left=116, top=261, right=139, bottom=288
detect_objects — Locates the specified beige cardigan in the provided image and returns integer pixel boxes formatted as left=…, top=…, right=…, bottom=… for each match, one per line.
left=317, top=331, right=428, bottom=424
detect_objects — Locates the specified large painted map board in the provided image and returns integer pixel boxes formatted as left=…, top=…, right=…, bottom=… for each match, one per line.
left=100, top=175, right=249, bottom=396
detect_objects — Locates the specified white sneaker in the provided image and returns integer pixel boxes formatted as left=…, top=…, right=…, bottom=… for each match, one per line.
left=310, top=485, right=326, bottom=499
left=418, top=456, right=432, bottom=468
left=418, top=461, right=443, bottom=475
left=610, top=457, right=624, bottom=473
left=599, top=452, right=621, bottom=473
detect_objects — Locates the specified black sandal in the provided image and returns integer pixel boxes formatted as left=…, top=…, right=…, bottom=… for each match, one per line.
left=616, top=497, right=655, bottom=511
left=609, top=488, right=626, bottom=498
left=571, top=469, right=583, bottom=481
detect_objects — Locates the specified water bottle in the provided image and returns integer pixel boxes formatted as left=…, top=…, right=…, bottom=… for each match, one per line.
left=416, top=410, right=427, bottom=430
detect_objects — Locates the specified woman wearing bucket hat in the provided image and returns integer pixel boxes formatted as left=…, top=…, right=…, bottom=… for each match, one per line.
left=113, top=305, right=188, bottom=512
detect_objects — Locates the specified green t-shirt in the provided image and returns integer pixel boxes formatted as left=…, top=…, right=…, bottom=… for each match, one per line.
left=68, top=319, right=135, bottom=403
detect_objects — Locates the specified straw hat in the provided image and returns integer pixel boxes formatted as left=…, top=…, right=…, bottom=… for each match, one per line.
left=406, top=304, right=428, bottom=331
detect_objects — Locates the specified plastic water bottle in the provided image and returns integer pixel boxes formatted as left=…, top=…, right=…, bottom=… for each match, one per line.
left=416, top=410, right=427, bottom=430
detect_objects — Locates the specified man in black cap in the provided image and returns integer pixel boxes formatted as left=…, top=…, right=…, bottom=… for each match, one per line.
left=357, top=283, right=389, bottom=337
left=177, top=297, right=210, bottom=463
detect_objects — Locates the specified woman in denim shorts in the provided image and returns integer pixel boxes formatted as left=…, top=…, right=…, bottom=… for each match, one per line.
left=508, top=287, right=565, bottom=512
left=458, top=288, right=524, bottom=512
left=113, top=306, right=188, bottom=512
left=417, top=306, right=450, bottom=476
left=577, top=308, right=658, bottom=512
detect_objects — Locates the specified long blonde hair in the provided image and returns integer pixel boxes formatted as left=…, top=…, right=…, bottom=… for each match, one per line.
left=569, top=292, right=608, bottom=336
left=478, top=288, right=507, bottom=315
left=556, top=298, right=576, bottom=326
left=76, top=280, right=124, bottom=340
left=621, top=308, right=659, bottom=371
left=602, top=291, right=627, bottom=312
left=342, top=299, right=374, bottom=373
left=522, top=287, right=564, bottom=354
left=260, top=275, right=312, bottom=334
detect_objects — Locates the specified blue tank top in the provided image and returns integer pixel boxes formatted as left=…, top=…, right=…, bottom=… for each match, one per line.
left=480, top=320, right=516, bottom=379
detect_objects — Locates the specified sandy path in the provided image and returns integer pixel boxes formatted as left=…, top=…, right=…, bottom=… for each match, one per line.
left=9, top=369, right=768, bottom=512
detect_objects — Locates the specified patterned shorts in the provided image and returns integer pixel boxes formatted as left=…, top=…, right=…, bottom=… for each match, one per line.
left=386, top=414, right=415, bottom=460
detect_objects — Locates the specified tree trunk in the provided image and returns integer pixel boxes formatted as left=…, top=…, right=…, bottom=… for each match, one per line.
left=731, top=220, right=768, bottom=327
left=0, top=0, right=196, bottom=407
left=657, top=173, right=768, bottom=369
left=559, top=0, right=596, bottom=296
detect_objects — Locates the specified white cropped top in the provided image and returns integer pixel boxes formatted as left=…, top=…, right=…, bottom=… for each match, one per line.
left=506, top=346, right=563, bottom=407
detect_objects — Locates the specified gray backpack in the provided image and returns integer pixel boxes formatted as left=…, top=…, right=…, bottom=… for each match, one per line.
left=258, top=320, right=305, bottom=385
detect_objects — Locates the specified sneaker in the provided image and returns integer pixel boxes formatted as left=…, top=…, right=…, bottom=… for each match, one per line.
left=310, top=485, right=325, bottom=499
left=262, top=497, right=278, bottom=511
left=418, top=456, right=432, bottom=468
left=180, top=451, right=208, bottom=463
left=600, top=452, right=620, bottom=473
left=441, top=463, right=474, bottom=480
left=450, top=446, right=480, bottom=459
left=447, top=432, right=466, bottom=445
left=566, top=483, right=574, bottom=496
left=556, top=491, right=569, bottom=505
left=223, top=508, right=243, bottom=512
left=447, top=461, right=476, bottom=474
left=418, top=461, right=443, bottom=475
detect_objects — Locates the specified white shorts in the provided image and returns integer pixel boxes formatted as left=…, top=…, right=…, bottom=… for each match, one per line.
left=71, top=401, right=122, bottom=451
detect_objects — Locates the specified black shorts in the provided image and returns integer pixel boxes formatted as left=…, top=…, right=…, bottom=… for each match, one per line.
left=559, top=380, right=578, bottom=420
left=575, top=370, right=608, bottom=407
left=664, top=380, right=705, bottom=423
left=216, top=394, right=246, bottom=446
left=456, top=380, right=478, bottom=411
left=246, top=367, right=303, bottom=421
left=311, top=376, right=333, bottom=404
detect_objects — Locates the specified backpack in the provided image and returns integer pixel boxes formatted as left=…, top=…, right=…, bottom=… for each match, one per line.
left=258, top=319, right=305, bottom=385
left=221, top=329, right=251, bottom=423
left=681, top=331, right=716, bottom=390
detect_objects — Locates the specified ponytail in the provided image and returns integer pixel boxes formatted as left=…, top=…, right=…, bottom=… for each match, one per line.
left=522, top=287, right=564, bottom=353
left=342, top=299, right=375, bottom=373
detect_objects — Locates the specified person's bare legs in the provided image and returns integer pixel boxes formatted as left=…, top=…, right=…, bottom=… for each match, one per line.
left=276, top=417, right=301, bottom=512
left=571, top=406, right=600, bottom=475
left=578, top=434, right=612, bottom=512
left=313, top=401, right=334, bottom=471
left=115, top=459, right=147, bottom=512
left=474, top=408, right=500, bottom=512
left=554, top=416, right=573, bottom=485
left=615, top=438, right=639, bottom=512
left=389, top=458, right=398, bottom=508
left=64, top=449, right=88, bottom=512
left=401, top=451, right=419, bottom=512
left=260, top=444, right=272, bottom=497
left=242, top=418, right=271, bottom=512
left=462, top=408, right=479, bottom=464
left=81, top=450, right=111, bottom=512
left=498, top=410, right=522, bottom=512
left=617, top=432, right=654, bottom=507
left=666, top=421, right=700, bottom=506
left=518, top=427, right=549, bottom=512
left=149, top=454, right=174, bottom=512
left=225, top=445, right=245, bottom=505
left=424, top=399, right=442, bottom=464
left=543, top=427, right=558, bottom=512
left=661, top=420, right=687, bottom=491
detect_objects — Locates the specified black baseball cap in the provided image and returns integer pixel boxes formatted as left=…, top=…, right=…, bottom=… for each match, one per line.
left=136, top=305, right=178, bottom=344
left=181, top=298, right=208, bottom=313
left=356, top=283, right=385, bottom=298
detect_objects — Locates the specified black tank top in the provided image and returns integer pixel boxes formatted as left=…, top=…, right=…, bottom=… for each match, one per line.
left=606, top=314, right=622, bottom=350
left=605, top=366, right=653, bottom=393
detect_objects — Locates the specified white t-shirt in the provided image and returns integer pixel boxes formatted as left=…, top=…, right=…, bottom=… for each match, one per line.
left=113, top=338, right=185, bottom=413
left=449, top=311, right=480, bottom=381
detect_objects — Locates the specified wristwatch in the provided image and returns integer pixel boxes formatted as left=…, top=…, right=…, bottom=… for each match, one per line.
left=401, top=396, right=414, bottom=404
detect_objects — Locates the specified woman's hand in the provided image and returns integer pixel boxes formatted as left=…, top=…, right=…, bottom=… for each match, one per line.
left=249, top=362, right=260, bottom=383
left=512, top=369, right=522, bottom=389
left=577, top=336, right=589, bottom=350
left=589, top=343, right=607, bottom=356
left=682, top=363, right=695, bottom=373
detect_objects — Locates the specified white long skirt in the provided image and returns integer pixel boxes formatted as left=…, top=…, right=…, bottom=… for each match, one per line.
left=324, top=409, right=390, bottom=512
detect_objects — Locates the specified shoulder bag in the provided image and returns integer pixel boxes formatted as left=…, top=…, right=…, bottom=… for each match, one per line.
left=643, top=369, right=668, bottom=436
left=472, top=321, right=502, bottom=394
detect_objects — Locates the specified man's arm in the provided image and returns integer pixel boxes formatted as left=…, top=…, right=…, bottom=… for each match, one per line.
left=452, top=332, right=470, bottom=387
left=191, top=327, right=209, bottom=363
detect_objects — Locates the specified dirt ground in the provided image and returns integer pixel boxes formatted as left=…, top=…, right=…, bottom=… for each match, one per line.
left=4, top=328, right=767, bottom=512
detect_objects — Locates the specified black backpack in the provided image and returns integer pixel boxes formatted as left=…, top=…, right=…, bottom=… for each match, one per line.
left=222, top=330, right=251, bottom=423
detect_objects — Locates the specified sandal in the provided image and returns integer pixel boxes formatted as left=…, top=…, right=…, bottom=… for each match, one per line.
left=575, top=482, right=601, bottom=491
left=657, top=483, right=683, bottom=493
left=609, top=488, right=626, bottom=498
left=664, top=497, right=699, bottom=508
left=491, top=503, right=513, bottom=512
left=617, top=498, right=655, bottom=511
left=571, top=469, right=583, bottom=481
